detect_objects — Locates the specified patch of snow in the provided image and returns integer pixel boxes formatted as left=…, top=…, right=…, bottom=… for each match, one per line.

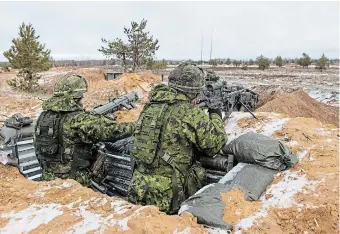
left=0, top=151, right=8, bottom=165
left=285, top=140, right=298, bottom=147
left=260, top=118, right=290, bottom=136
left=314, top=128, right=331, bottom=136
left=234, top=170, right=321, bottom=233
left=64, top=205, right=103, bottom=234
left=207, top=227, right=232, bottom=234
left=0, top=204, right=63, bottom=233
left=113, top=204, right=134, bottom=215
left=235, top=209, right=241, bottom=216
left=262, top=171, right=309, bottom=208
left=64, top=201, right=147, bottom=234
left=110, top=200, right=126, bottom=209
left=305, top=87, right=339, bottom=106
left=225, top=112, right=290, bottom=144
left=173, top=227, right=191, bottom=234
left=298, top=150, right=309, bottom=160
left=225, top=112, right=256, bottom=143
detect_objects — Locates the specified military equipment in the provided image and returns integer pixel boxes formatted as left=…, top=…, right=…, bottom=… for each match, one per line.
left=91, top=91, right=139, bottom=120
left=0, top=92, right=139, bottom=181
left=90, top=137, right=134, bottom=198
left=197, top=78, right=258, bottom=121
left=0, top=114, right=42, bottom=181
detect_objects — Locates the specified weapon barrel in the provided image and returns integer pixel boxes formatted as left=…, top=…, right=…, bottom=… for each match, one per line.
left=91, top=91, right=138, bottom=115
left=200, top=155, right=228, bottom=171
left=197, top=102, right=207, bottom=108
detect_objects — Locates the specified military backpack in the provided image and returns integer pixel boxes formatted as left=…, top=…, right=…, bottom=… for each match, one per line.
left=133, top=102, right=207, bottom=212
left=34, top=111, right=70, bottom=163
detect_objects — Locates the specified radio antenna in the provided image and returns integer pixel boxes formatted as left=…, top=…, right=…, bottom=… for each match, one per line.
left=209, top=28, right=214, bottom=62
left=200, top=29, right=203, bottom=67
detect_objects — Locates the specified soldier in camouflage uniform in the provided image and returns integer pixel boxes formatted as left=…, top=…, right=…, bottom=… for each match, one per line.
left=128, top=62, right=226, bottom=214
left=34, top=74, right=135, bottom=186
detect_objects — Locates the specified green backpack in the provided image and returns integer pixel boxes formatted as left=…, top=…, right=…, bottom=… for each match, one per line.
left=133, top=103, right=168, bottom=167
left=133, top=102, right=207, bottom=211
left=35, top=111, right=65, bottom=162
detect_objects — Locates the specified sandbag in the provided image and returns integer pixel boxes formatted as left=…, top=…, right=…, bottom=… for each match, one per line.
left=178, top=183, right=233, bottom=230
left=179, top=163, right=278, bottom=230
left=218, top=163, right=277, bottom=201
left=223, top=132, right=298, bottom=171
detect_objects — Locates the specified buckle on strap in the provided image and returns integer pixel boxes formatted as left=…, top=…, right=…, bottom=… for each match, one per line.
left=162, top=152, right=174, bottom=165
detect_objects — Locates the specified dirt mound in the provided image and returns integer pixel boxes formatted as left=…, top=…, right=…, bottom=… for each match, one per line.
left=251, top=85, right=299, bottom=108
left=257, top=89, right=339, bottom=126
left=0, top=163, right=206, bottom=233
left=244, top=117, right=339, bottom=234
left=82, top=70, right=160, bottom=110
left=222, top=189, right=262, bottom=225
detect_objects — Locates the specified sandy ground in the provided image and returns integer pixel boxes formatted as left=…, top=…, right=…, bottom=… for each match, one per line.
left=222, top=112, right=339, bottom=234
left=0, top=67, right=339, bottom=233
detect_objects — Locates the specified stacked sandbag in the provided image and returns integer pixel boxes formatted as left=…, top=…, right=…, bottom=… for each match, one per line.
left=179, top=132, right=299, bottom=230
left=223, top=132, right=298, bottom=171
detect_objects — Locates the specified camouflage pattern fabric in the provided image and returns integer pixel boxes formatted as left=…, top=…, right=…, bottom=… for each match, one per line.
left=128, top=84, right=226, bottom=213
left=53, top=74, right=88, bottom=98
left=128, top=170, right=185, bottom=212
left=38, top=94, right=136, bottom=186
left=168, top=62, right=205, bottom=94
left=43, top=167, right=92, bottom=186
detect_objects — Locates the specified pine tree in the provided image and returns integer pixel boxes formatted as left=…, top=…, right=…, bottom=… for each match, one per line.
left=3, top=22, right=52, bottom=91
left=256, top=55, right=270, bottom=70
left=99, top=19, right=159, bottom=72
left=274, top=56, right=283, bottom=67
left=316, top=53, right=329, bottom=72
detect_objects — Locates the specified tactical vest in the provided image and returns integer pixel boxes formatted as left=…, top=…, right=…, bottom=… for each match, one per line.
left=133, top=102, right=169, bottom=167
left=133, top=102, right=206, bottom=212
left=34, top=110, right=93, bottom=177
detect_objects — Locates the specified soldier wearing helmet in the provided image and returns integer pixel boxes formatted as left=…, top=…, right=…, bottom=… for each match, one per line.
left=128, top=62, right=226, bottom=214
left=34, top=74, right=135, bottom=186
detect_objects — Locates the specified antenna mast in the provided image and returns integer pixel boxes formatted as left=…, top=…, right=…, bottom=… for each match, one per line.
left=209, top=28, right=214, bottom=61
left=200, top=29, right=203, bottom=67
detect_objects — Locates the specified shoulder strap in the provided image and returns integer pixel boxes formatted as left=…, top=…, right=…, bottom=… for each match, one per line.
left=157, top=103, right=188, bottom=212
left=35, top=111, right=47, bottom=137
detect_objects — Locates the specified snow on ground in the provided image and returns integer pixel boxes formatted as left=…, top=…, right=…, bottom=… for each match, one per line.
left=225, top=112, right=290, bottom=143
left=1, top=204, right=63, bottom=233
left=224, top=112, right=324, bottom=233
left=0, top=196, right=144, bottom=234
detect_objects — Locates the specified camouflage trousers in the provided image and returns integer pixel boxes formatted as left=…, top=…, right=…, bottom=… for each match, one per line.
left=127, top=170, right=185, bottom=214
left=43, top=166, right=92, bottom=187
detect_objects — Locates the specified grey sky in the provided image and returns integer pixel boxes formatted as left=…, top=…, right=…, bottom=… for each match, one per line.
left=0, top=1, right=339, bottom=61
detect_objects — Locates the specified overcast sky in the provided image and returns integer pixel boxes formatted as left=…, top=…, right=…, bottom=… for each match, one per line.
left=0, top=1, right=339, bottom=61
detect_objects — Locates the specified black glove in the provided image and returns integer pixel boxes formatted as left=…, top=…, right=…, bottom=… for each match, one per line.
left=208, top=108, right=222, bottom=118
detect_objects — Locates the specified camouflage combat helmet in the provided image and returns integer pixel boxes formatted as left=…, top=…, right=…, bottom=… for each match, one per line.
left=168, top=62, right=204, bottom=94
left=53, top=74, right=88, bottom=98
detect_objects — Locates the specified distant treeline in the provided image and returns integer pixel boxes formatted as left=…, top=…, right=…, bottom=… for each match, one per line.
left=1, top=58, right=338, bottom=68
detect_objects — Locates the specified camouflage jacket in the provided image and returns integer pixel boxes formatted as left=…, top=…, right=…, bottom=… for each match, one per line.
left=39, top=95, right=136, bottom=185
left=138, top=84, right=226, bottom=173
left=128, top=85, right=226, bottom=212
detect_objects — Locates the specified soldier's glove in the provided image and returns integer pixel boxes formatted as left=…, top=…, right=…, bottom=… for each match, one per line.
left=208, top=108, right=222, bottom=118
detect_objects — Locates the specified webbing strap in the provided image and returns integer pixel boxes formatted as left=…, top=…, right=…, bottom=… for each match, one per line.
left=157, top=104, right=183, bottom=212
